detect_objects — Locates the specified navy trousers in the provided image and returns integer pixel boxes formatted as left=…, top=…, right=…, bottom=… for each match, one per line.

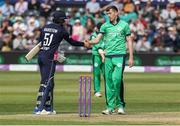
left=36, top=55, right=56, bottom=111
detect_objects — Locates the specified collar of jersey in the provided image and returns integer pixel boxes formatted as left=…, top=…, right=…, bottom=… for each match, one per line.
left=109, top=17, right=120, bottom=26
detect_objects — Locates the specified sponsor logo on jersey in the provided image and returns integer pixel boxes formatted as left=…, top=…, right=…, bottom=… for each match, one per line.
left=94, top=63, right=98, bottom=67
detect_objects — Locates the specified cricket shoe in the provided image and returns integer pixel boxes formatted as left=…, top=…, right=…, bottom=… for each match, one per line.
left=46, top=107, right=57, bottom=115
left=117, top=107, right=125, bottom=114
left=94, top=92, right=102, bottom=97
left=40, top=109, right=51, bottom=115
left=41, top=109, right=56, bottom=115
left=33, top=107, right=41, bottom=115
left=102, top=109, right=113, bottom=115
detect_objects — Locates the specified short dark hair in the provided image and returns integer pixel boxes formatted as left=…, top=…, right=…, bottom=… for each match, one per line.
left=106, top=5, right=118, bottom=12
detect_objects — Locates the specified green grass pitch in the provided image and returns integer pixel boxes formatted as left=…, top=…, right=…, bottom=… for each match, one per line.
left=0, top=71, right=180, bottom=125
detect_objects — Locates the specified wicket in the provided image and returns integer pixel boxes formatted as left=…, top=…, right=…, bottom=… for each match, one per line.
left=79, top=75, right=91, bottom=117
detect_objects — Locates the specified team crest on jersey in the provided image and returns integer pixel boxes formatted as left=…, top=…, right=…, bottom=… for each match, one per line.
left=117, top=63, right=122, bottom=67
left=117, top=27, right=122, bottom=31
left=94, top=63, right=98, bottom=67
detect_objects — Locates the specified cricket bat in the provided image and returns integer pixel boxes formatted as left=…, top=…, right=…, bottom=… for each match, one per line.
left=25, top=42, right=41, bottom=61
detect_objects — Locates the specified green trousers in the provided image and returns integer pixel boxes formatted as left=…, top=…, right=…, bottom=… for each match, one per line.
left=104, top=56, right=125, bottom=110
left=93, top=55, right=105, bottom=93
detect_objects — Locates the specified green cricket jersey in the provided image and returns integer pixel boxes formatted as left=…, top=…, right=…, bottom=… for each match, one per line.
left=90, top=32, right=105, bottom=55
left=100, top=19, right=131, bottom=55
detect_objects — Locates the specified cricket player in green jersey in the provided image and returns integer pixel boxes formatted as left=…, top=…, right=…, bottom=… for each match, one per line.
left=87, top=5, right=134, bottom=115
left=90, top=23, right=105, bottom=97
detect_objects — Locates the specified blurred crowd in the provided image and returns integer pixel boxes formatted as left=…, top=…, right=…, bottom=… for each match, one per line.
left=0, top=0, right=180, bottom=53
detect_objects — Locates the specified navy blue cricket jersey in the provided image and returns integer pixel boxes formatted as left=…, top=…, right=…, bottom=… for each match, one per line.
left=38, top=23, right=84, bottom=59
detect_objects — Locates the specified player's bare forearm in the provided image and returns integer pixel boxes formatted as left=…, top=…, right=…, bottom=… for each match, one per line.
left=127, top=36, right=134, bottom=68
left=128, top=41, right=133, bottom=60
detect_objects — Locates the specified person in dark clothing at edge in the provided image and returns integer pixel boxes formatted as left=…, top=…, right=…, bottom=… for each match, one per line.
left=33, top=10, right=90, bottom=115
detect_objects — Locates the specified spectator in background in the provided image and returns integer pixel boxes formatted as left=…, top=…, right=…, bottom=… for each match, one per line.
left=40, top=0, right=52, bottom=18
left=77, top=8, right=86, bottom=26
left=28, top=0, right=40, bottom=11
left=26, top=17, right=39, bottom=34
left=26, top=32, right=38, bottom=50
left=85, top=0, right=100, bottom=14
left=175, top=16, right=180, bottom=34
left=1, top=33, right=12, bottom=52
left=134, top=0, right=142, bottom=15
left=143, top=0, right=154, bottom=22
left=67, top=7, right=75, bottom=25
left=135, top=34, right=151, bottom=52
left=85, top=17, right=95, bottom=39
left=79, top=8, right=94, bottom=26
left=136, top=14, right=147, bottom=38
left=164, top=26, right=179, bottom=52
left=0, top=19, right=12, bottom=34
left=175, top=9, right=180, bottom=41
left=19, top=24, right=28, bottom=38
left=129, top=19, right=137, bottom=33
left=9, top=13, right=17, bottom=24
left=123, top=0, right=135, bottom=13
left=72, top=19, right=86, bottom=42
left=28, top=0, right=40, bottom=16
left=38, top=17, right=46, bottom=28
left=120, top=0, right=137, bottom=23
left=13, top=16, right=25, bottom=36
left=12, top=33, right=27, bottom=51
left=169, top=0, right=179, bottom=12
left=176, top=9, right=180, bottom=18
left=144, top=0, right=154, bottom=15
left=152, top=23, right=166, bottom=52
left=160, top=3, right=177, bottom=25
left=151, top=10, right=162, bottom=24
left=0, top=0, right=14, bottom=17
left=120, top=11, right=138, bottom=23
left=94, top=11, right=104, bottom=25
left=15, top=0, right=28, bottom=16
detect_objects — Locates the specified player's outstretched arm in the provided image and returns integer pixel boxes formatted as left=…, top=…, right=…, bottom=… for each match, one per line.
left=84, top=40, right=91, bottom=48
left=63, top=31, right=84, bottom=46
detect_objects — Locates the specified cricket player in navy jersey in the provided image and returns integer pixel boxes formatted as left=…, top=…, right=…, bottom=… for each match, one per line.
left=33, top=10, right=89, bottom=115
